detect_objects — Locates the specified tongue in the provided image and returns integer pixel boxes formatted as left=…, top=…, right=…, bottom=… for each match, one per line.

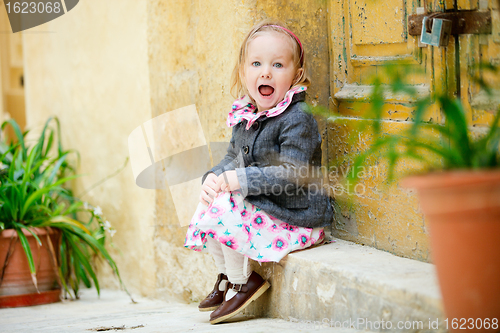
left=259, top=85, right=274, bottom=96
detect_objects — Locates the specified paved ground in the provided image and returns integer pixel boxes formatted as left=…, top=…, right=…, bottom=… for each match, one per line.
left=0, top=289, right=368, bottom=333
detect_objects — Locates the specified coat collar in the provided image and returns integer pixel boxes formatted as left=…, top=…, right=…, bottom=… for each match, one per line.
left=227, top=86, right=307, bottom=130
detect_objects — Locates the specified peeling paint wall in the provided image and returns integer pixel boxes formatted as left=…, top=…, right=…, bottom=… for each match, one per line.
left=327, top=118, right=433, bottom=261
left=327, top=0, right=500, bottom=262
left=327, top=0, right=434, bottom=262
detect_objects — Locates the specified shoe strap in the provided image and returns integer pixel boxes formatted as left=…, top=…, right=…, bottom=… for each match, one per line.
left=227, top=282, right=248, bottom=293
left=214, top=273, right=228, bottom=290
left=217, top=273, right=228, bottom=282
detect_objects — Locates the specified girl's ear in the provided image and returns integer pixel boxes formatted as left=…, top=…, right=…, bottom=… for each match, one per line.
left=293, top=68, right=304, bottom=85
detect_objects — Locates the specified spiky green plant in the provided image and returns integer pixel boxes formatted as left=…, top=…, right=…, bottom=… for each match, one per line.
left=0, top=117, right=130, bottom=300
left=318, top=64, right=500, bottom=189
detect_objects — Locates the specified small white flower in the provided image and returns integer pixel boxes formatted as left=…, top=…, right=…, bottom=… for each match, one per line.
left=109, top=229, right=116, bottom=237
left=83, top=202, right=89, bottom=210
left=93, top=206, right=103, bottom=216
left=103, top=220, right=111, bottom=230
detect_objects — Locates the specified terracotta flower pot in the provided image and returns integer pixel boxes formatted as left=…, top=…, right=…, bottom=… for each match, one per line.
left=402, top=170, right=500, bottom=324
left=0, top=227, right=61, bottom=307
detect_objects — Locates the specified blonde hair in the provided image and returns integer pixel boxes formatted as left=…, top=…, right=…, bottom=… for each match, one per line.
left=230, top=19, right=311, bottom=99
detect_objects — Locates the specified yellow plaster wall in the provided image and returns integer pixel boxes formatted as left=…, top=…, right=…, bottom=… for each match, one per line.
left=0, top=8, right=7, bottom=121
left=0, top=55, right=3, bottom=122
left=22, top=0, right=156, bottom=296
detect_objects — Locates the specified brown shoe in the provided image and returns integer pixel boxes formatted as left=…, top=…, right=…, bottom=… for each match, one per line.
left=198, top=273, right=228, bottom=312
left=209, top=271, right=270, bottom=324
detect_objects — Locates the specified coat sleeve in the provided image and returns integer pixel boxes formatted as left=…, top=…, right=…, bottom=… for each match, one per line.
left=236, top=110, right=321, bottom=197
left=201, top=125, right=240, bottom=184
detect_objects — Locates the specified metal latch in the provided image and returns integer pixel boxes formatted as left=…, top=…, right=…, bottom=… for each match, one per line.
left=408, top=10, right=492, bottom=37
left=420, top=16, right=452, bottom=46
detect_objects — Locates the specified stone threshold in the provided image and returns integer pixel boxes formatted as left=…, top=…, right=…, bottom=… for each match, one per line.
left=247, top=237, right=447, bottom=332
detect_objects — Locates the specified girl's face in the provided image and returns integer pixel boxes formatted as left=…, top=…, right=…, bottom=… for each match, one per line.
left=243, top=32, right=300, bottom=112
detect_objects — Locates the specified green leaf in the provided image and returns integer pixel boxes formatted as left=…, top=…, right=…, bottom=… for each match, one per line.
left=43, top=215, right=91, bottom=234
left=65, top=235, right=100, bottom=295
left=21, top=175, right=79, bottom=220
left=15, top=223, right=42, bottom=246
left=1, top=119, right=27, bottom=160
left=13, top=226, right=38, bottom=289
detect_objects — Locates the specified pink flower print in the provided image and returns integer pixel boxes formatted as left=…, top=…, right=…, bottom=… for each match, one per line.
left=198, top=210, right=206, bottom=220
left=267, top=223, right=282, bottom=233
left=310, top=237, right=316, bottom=245
left=251, top=213, right=267, bottom=229
left=288, top=225, right=299, bottom=233
left=279, top=222, right=290, bottom=230
left=200, top=231, right=207, bottom=242
left=219, top=236, right=238, bottom=250
left=242, top=224, right=252, bottom=242
left=206, top=229, right=217, bottom=240
left=240, top=209, right=251, bottom=221
left=304, top=227, right=313, bottom=232
left=271, top=236, right=288, bottom=251
left=229, top=196, right=238, bottom=211
left=191, top=229, right=201, bottom=241
left=207, top=205, right=225, bottom=218
left=298, top=234, right=309, bottom=247
left=318, top=229, right=325, bottom=240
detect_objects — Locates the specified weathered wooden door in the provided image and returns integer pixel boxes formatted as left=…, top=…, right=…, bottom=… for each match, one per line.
left=458, top=0, right=500, bottom=126
left=327, top=0, right=498, bottom=260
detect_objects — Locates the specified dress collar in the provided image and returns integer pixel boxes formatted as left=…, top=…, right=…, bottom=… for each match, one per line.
left=226, top=86, right=307, bottom=130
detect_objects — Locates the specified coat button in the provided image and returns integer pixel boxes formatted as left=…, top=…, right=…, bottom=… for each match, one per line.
left=243, top=145, right=249, bottom=154
left=252, top=122, right=259, bottom=130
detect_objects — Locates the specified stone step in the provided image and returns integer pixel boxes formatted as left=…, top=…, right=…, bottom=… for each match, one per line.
left=0, top=288, right=368, bottom=332
left=247, top=237, right=446, bottom=332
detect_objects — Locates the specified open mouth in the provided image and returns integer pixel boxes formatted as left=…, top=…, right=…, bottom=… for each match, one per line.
left=258, top=85, right=274, bottom=97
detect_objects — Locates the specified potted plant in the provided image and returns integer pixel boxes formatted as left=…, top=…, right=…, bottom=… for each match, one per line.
left=0, top=117, right=129, bottom=307
left=323, top=65, right=499, bottom=323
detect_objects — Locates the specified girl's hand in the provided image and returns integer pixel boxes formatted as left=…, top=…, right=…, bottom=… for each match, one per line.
left=200, top=173, right=219, bottom=206
left=216, top=171, right=241, bottom=192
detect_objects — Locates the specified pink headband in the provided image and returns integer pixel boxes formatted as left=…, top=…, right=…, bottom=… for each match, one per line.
left=264, top=25, right=304, bottom=66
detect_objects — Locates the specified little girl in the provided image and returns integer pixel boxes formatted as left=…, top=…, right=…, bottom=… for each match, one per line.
left=184, top=19, right=333, bottom=325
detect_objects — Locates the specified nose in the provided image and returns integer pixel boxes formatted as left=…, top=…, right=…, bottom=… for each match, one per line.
left=260, top=65, right=272, bottom=79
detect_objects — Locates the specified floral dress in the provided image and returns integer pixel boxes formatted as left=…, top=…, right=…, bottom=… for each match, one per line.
left=184, top=190, right=324, bottom=263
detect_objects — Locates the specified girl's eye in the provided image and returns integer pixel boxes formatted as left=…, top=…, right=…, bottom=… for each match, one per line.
left=252, top=61, right=261, bottom=67
left=274, top=63, right=283, bottom=68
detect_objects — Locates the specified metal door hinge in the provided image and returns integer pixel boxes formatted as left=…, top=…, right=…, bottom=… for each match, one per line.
left=408, top=11, right=492, bottom=36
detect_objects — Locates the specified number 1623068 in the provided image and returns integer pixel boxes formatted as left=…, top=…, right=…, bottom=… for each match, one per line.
left=5, top=2, right=62, bottom=14
left=445, top=318, right=498, bottom=330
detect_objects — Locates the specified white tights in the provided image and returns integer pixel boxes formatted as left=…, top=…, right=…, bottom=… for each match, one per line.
left=205, top=236, right=251, bottom=300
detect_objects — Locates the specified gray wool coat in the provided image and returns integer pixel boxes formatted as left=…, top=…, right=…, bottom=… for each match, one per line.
left=202, top=91, right=333, bottom=228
